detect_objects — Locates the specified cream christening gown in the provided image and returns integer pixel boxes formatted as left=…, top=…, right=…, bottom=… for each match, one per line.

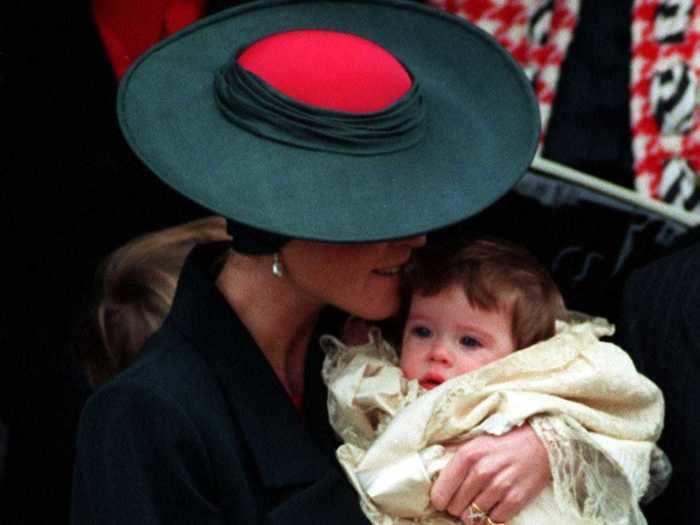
left=321, top=317, right=666, bottom=525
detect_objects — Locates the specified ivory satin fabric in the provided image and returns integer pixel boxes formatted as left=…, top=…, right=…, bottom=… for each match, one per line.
left=321, top=317, right=665, bottom=525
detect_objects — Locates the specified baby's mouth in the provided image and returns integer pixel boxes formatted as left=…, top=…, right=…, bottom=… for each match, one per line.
left=419, top=373, right=445, bottom=390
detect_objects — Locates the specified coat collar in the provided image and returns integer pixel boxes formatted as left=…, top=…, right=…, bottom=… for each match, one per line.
left=165, top=243, right=339, bottom=488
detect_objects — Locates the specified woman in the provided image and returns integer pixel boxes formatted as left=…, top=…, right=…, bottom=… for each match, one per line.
left=71, top=1, right=548, bottom=524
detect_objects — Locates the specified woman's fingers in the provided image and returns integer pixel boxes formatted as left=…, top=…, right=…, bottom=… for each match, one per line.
left=486, top=485, right=529, bottom=524
left=445, top=455, right=501, bottom=517
left=463, top=475, right=506, bottom=523
left=430, top=443, right=480, bottom=511
left=430, top=424, right=551, bottom=524
left=467, top=469, right=521, bottom=524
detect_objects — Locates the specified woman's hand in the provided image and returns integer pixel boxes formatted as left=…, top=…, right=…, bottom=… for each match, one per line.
left=431, top=424, right=550, bottom=524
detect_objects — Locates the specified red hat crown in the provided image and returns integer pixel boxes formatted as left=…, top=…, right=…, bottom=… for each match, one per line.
left=237, top=30, right=412, bottom=113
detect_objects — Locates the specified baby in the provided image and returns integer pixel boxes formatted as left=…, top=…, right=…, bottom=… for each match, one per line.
left=322, top=238, right=667, bottom=525
left=398, top=237, right=564, bottom=391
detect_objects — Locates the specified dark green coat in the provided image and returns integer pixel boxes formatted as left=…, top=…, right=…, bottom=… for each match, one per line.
left=71, top=243, right=369, bottom=524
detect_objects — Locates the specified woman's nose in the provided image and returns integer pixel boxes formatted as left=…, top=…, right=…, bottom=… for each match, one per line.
left=397, top=235, right=427, bottom=249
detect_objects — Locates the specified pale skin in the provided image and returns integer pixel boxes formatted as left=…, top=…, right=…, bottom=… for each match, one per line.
left=216, top=239, right=549, bottom=524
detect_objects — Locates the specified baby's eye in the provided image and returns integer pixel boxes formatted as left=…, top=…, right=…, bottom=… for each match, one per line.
left=411, top=326, right=432, bottom=338
left=460, top=336, right=482, bottom=348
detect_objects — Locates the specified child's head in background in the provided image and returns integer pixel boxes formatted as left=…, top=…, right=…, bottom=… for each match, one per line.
left=78, top=216, right=229, bottom=387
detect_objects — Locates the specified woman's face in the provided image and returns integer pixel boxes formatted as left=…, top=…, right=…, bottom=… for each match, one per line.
left=281, top=235, right=426, bottom=320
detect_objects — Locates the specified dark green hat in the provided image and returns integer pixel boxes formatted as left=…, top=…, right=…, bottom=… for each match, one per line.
left=118, top=0, right=539, bottom=242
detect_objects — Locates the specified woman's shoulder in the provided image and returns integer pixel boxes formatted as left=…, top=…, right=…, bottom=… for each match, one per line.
left=84, top=326, right=222, bottom=425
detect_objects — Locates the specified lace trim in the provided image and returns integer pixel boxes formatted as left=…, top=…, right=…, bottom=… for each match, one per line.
left=530, top=415, right=647, bottom=525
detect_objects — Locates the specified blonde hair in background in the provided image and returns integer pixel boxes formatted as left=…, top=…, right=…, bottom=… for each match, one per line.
left=84, top=216, right=229, bottom=386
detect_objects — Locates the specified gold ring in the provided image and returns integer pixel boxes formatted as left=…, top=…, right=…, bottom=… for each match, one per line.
left=486, top=517, right=505, bottom=525
left=466, top=503, right=487, bottom=524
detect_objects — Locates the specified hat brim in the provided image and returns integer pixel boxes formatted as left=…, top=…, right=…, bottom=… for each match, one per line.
left=118, top=0, right=539, bottom=242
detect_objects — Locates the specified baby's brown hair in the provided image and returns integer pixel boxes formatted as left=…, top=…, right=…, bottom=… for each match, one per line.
left=403, top=238, right=566, bottom=350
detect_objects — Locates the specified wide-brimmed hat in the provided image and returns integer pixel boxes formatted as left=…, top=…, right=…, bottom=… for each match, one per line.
left=118, top=0, right=539, bottom=242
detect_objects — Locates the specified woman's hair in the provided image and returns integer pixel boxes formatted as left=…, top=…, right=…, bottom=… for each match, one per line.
left=403, top=237, right=567, bottom=349
left=79, top=216, right=229, bottom=386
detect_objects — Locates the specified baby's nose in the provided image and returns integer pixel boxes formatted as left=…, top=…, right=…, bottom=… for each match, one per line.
left=428, top=342, right=452, bottom=364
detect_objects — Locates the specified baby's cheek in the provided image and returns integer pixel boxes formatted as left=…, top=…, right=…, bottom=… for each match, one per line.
left=399, top=349, right=419, bottom=379
left=453, top=354, right=492, bottom=376
left=447, top=356, right=475, bottom=376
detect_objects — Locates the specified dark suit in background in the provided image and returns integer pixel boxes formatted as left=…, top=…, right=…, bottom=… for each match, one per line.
left=617, top=233, right=700, bottom=524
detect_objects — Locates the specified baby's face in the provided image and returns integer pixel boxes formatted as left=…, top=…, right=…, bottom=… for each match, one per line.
left=400, top=284, right=516, bottom=390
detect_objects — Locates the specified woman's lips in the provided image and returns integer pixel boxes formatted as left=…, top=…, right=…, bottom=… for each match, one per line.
left=372, top=266, right=401, bottom=276
left=372, top=258, right=411, bottom=277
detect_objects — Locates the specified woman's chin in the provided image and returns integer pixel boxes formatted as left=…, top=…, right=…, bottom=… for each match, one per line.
left=352, top=300, right=399, bottom=322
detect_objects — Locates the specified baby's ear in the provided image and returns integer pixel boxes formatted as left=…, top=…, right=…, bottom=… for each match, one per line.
left=341, top=317, right=373, bottom=345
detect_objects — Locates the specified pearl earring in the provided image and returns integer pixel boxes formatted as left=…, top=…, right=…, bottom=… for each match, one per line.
left=272, top=253, right=284, bottom=277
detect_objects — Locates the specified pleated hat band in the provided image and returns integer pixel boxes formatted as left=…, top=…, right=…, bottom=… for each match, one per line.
left=214, top=30, right=426, bottom=155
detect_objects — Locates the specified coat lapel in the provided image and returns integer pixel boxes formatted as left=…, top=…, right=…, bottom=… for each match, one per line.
left=166, top=244, right=337, bottom=489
